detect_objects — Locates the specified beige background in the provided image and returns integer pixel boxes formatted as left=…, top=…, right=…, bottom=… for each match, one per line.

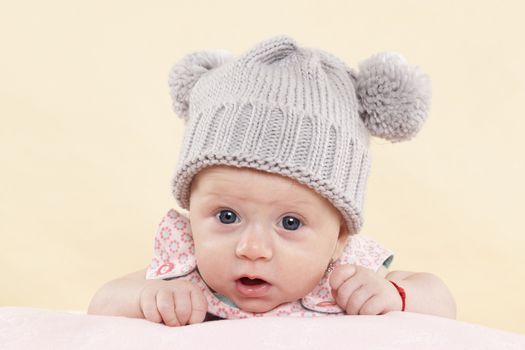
left=1, top=0, right=524, bottom=334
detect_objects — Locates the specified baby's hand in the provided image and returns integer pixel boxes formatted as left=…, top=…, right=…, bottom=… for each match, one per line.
left=139, top=279, right=208, bottom=327
left=329, top=264, right=402, bottom=315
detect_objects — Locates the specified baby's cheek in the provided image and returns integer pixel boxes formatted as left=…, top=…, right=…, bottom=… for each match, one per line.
left=278, top=261, right=327, bottom=298
left=193, top=255, right=226, bottom=293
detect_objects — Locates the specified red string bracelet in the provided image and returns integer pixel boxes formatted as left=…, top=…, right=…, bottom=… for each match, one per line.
left=388, top=280, right=406, bottom=312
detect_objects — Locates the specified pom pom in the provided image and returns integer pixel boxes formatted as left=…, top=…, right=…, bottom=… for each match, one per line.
left=354, top=52, right=432, bottom=142
left=168, top=49, right=234, bottom=121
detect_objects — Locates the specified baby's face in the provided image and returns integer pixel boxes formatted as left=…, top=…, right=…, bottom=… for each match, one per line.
left=189, top=165, right=348, bottom=313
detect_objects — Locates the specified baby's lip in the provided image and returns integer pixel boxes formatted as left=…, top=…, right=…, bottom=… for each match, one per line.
left=235, top=275, right=272, bottom=298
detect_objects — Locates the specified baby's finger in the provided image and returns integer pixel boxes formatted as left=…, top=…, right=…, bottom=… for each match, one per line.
left=156, top=288, right=180, bottom=327
left=334, top=277, right=362, bottom=309
left=173, top=287, right=192, bottom=326
left=359, top=295, right=386, bottom=315
left=189, top=287, right=208, bottom=324
left=346, top=285, right=375, bottom=315
left=329, top=264, right=357, bottom=293
left=140, top=286, right=162, bottom=323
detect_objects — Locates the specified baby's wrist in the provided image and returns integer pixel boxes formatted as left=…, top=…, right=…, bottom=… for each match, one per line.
left=387, top=280, right=406, bottom=312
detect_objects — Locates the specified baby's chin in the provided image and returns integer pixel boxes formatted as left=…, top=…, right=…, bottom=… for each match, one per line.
left=233, top=297, right=289, bottom=313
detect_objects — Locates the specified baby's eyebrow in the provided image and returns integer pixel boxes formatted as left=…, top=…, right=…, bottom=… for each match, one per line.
left=202, top=192, right=314, bottom=208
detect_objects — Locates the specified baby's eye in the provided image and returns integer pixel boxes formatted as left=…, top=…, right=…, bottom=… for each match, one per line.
left=216, top=209, right=239, bottom=224
left=280, top=216, right=302, bottom=231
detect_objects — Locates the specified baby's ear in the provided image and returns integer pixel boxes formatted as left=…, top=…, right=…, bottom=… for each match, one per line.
left=168, top=49, right=234, bottom=122
left=333, top=221, right=350, bottom=260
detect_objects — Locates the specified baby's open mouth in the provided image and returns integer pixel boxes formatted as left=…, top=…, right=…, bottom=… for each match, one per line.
left=239, top=277, right=268, bottom=286
left=236, top=276, right=272, bottom=297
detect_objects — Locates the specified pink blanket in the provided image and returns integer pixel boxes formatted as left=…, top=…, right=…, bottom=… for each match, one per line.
left=1, top=307, right=524, bottom=349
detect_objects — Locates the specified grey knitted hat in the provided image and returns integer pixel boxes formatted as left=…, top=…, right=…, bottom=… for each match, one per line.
left=167, top=35, right=431, bottom=235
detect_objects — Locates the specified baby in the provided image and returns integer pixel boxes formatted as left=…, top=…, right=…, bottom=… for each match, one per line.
left=88, top=35, right=456, bottom=326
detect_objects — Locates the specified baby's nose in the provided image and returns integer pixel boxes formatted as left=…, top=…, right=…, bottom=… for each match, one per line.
left=235, top=229, right=273, bottom=261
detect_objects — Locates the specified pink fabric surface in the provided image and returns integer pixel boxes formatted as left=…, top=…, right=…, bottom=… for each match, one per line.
left=1, top=307, right=524, bottom=349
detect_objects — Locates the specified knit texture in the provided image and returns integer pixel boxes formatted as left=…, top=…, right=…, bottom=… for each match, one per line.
left=167, top=35, right=432, bottom=234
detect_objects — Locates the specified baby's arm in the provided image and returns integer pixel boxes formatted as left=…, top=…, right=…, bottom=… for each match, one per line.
left=382, top=268, right=456, bottom=318
left=330, top=265, right=456, bottom=319
left=88, top=268, right=207, bottom=326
